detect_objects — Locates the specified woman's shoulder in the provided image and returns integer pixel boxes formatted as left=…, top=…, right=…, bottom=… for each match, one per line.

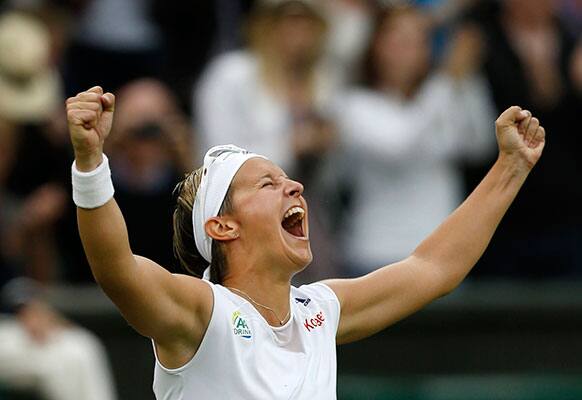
left=293, top=282, right=340, bottom=304
left=293, top=283, right=341, bottom=332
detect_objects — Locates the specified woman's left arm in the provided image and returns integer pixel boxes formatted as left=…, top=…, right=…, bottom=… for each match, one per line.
left=325, top=106, right=545, bottom=344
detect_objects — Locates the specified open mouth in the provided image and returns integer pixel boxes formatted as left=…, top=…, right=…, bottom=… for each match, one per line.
left=281, top=206, right=306, bottom=238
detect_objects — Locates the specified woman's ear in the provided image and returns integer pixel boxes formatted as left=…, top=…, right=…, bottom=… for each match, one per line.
left=205, top=217, right=239, bottom=242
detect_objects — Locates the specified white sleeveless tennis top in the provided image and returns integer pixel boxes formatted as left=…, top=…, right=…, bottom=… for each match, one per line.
left=152, top=281, right=341, bottom=400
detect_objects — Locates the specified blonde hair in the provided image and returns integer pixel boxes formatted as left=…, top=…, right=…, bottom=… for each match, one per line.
left=172, top=167, right=233, bottom=283
left=245, top=2, right=327, bottom=95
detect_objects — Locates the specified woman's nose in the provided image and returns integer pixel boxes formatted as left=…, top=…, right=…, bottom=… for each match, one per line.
left=285, top=179, right=304, bottom=198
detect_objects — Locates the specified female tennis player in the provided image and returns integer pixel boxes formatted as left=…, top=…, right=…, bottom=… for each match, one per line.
left=66, top=86, right=545, bottom=399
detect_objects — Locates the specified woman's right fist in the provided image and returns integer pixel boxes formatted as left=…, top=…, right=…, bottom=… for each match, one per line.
left=66, top=86, right=115, bottom=171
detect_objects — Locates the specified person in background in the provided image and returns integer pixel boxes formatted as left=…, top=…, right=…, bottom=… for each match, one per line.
left=0, top=10, right=70, bottom=280
left=0, top=278, right=117, bottom=400
left=211, top=0, right=374, bottom=84
left=0, top=111, right=116, bottom=400
left=334, top=5, right=496, bottom=274
left=196, top=0, right=336, bottom=176
left=465, top=0, right=582, bottom=278
left=196, top=0, right=342, bottom=281
left=0, top=265, right=117, bottom=400
left=107, top=79, right=195, bottom=272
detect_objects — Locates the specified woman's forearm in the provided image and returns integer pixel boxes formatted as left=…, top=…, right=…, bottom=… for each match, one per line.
left=412, top=154, right=529, bottom=293
left=77, top=199, right=137, bottom=286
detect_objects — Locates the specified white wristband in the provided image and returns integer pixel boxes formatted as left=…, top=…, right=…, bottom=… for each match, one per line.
left=71, top=154, right=115, bottom=209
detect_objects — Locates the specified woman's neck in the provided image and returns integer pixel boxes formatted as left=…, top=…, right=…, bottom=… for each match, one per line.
left=223, top=271, right=292, bottom=327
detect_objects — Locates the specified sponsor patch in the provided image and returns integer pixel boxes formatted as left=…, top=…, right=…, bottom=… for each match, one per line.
left=231, top=311, right=252, bottom=339
left=304, top=311, right=325, bottom=332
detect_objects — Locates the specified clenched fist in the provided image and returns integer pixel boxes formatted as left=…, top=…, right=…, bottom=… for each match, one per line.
left=495, top=106, right=546, bottom=172
left=66, top=86, right=115, bottom=172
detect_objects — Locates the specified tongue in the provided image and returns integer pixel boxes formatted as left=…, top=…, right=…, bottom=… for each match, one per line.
left=286, top=222, right=304, bottom=237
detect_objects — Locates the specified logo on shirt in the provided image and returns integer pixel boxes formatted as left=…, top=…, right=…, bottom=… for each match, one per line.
left=304, top=311, right=325, bottom=332
left=294, top=297, right=311, bottom=307
left=231, top=311, right=252, bottom=339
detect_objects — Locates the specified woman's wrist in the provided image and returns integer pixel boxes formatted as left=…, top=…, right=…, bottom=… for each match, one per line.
left=74, top=150, right=104, bottom=172
left=71, top=153, right=114, bottom=209
left=495, top=153, right=531, bottom=183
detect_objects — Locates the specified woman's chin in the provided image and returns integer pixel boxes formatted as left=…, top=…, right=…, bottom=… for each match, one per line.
left=290, top=246, right=313, bottom=270
left=277, top=226, right=313, bottom=272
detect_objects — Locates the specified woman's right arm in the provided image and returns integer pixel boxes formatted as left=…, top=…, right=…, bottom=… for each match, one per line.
left=67, top=87, right=212, bottom=353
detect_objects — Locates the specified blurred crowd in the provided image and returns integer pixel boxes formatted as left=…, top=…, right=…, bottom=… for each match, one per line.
left=0, top=0, right=580, bottom=397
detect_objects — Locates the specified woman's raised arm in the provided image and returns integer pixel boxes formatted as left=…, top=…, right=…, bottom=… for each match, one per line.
left=326, top=106, right=545, bottom=344
left=66, top=87, right=212, bottom=360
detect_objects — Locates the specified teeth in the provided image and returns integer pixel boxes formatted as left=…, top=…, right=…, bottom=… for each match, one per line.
left=284, top=206, right=305, bottom=220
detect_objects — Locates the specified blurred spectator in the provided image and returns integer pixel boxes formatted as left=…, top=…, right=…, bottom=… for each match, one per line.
left=0, top=279, right=117, bottom=400
left=210, top=0, right=373, bottom=71
left=0, top=11, right=69, bottom=278
left=333, top=5, right=495, bottom=273
left=465, top=0, right=582, bottom=278
left=212, top=0, right=373, bottom=82
left=107, top=78, right=194, bottom=271
left=195, top=0, right=338, bottom=176
left=0, top=9, right=91, bottom=283
left=0, top=10, right=62, bottom=125
left=0, top=14, right=116, bottom=395
left=196, top=0, right=343, bottom=280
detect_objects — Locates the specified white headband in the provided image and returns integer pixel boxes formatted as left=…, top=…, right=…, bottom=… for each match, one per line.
left=192, top=144, right=267, bottom=266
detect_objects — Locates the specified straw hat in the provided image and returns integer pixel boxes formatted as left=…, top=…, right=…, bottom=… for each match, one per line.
left=0, top=12, right=61, bottom=123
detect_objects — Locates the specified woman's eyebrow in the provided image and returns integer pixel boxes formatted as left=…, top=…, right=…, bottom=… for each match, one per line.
left=253, top=173, right=273, bottom=186
left=257, top=173, right=273, bottom=181
left=256, top=172, right=288, bottom=182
